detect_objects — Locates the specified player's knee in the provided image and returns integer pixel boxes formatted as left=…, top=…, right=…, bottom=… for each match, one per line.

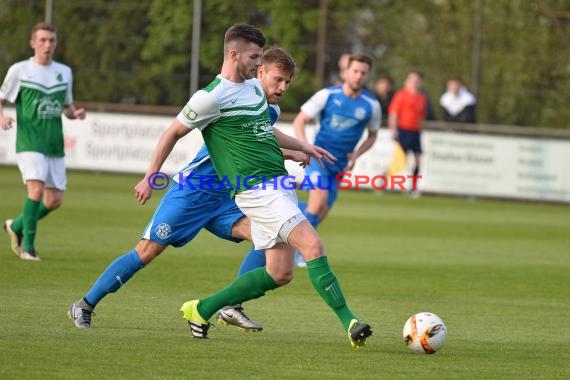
left=44, top=199, right=62, bottom=209
left=135, top=240, right=165, bottom=264
left=300, top=236, right=324, bottom=261
left=272, top=270, right=293, bottom=285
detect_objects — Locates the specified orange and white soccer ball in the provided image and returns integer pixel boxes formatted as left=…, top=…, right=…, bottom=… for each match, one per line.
left=403, top=312, right=447, bottom=354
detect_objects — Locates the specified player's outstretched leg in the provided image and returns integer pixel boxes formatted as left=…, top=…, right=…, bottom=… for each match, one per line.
left=290, top=222, right=373, bottom=348
left=68, top=249, right=145, bottom=328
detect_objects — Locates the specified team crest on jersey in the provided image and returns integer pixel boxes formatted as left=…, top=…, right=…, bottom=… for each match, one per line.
left=56, top=73, right=63, bottom=82
left=155, top=223, right=172, bottom=240
left=354, top=107, right=367, bottom=120
left=182, top=104, right=197, bottom=120
left=254, top=85, right=263, bottom=97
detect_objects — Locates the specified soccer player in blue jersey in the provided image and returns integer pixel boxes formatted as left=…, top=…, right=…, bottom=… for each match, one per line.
left=292, top=53, right=381, bottom=267
left=68, top=47, right=304, bottom=330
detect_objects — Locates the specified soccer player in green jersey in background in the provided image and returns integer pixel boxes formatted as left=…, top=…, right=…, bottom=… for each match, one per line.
left=1, top=22, right=86, bottom=261
left=137, top=24, right=373, bottom=348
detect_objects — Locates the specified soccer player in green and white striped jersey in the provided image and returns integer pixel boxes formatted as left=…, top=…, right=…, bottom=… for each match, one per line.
left=0, top=22, right=86, bottom=261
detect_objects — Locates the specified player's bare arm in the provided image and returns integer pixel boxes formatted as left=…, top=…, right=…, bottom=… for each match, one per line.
left=0, top=99, right=15, bottom=130
left=273, top=127, right=335, bottom=167
left=292, top=110, right=312, bottom=143
left=134, top=119, right=191, bottom=205
left=63, top=104, right=86, bottom=120
left=282, top=149, right=310, bottom=168
left=345, top=130, right=378, bottom=171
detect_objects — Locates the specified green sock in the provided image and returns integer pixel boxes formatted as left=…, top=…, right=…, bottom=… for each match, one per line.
left=21, top=198, right=41, bottom=252
left=198, top=267, right=280, bottom=320
left=307, top=256, right=356, bottom=331
left=11, top=201, right=52, bottom=234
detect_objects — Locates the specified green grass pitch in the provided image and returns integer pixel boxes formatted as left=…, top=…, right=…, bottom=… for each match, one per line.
left=0, top=165, right=569, bottom=379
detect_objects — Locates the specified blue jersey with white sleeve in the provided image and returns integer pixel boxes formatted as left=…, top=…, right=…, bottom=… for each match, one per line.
left=301, top=85, right=381, bottom=173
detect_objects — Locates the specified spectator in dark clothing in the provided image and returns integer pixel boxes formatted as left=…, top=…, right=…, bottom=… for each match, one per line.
left=440, top=76, right=476, bottom=123
left=374, top=75, right=395, bottom=126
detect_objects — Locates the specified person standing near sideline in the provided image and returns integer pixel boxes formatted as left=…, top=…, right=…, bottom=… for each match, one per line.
left=1, top=22, right=86, bottom=261
left=292, top=54, right=381, bottom=267
left=374, top=75, right=395, bottom=127
left=388, top=71, right=427, bottom=198
left=440, top=76, right=476, bottom=123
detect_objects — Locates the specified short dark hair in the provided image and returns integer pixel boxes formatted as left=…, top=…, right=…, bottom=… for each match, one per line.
left=448, top=75, right=463, bottom=83
left=377, top=75, right=393, bottom=85
left=31, top=22, right=57, bottom=39
left=262, top=47, right=296, bottom=77
left=348, top=53, right=373, bottom=69
left=224, top=24, right=265, bottom=52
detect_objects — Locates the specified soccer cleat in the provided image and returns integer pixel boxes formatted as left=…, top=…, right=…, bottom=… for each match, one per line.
left=20, top=250, right=41, bottom=261
left=68, top=301, right=95, bottom=328
left=3, top=219, right=22, bottom=258
left=294, top=252, right=307, bottom=268
left=180, top=300, right=210, bottom=339
left=217, top=304, right=263, bottom=331
left=348, top=319, right=373, bottom=349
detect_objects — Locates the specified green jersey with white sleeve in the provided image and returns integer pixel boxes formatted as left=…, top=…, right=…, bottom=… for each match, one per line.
left=177, top=75, right=287, bottom=193
left=0, top=58, right=73, bottom=157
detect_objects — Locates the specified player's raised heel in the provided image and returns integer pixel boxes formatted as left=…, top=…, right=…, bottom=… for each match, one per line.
left=3, top=219, right=23, bottom=258
left=180, top=300, right=210, bottom=339
left=348, top=319, right=373, bottom=349
left=216, top=304, right=263, bottom=331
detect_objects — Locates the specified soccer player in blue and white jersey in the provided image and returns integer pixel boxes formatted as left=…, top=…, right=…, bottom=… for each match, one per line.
left=68, top=47, right=305, bottom=330
left=292, top=53, right=381, bottom=267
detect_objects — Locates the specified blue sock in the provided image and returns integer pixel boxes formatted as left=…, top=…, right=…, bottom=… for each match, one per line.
left=85, top=249, right=145, bottom=307
left=238, top=246, right=266, bottom=276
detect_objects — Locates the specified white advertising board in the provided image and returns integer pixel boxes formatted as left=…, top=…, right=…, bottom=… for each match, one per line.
left=1, top=109, right=568, bottom=203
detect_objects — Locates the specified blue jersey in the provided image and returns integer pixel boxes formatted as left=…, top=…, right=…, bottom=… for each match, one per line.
left=143, top=104, right=281, bottom=247
left=301, top=85, right=381, bottom=173
left=174, top=104, right=281, bottom=193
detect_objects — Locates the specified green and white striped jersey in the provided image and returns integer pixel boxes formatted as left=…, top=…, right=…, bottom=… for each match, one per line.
left=177, top=75, right=287, bottom=193
left=0, top=58, right=73, bottom=157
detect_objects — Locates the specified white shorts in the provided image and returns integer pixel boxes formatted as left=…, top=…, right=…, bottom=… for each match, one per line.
left=235, top=176, right=306, bottom=249
left=16, top=152, right=67, bottom=190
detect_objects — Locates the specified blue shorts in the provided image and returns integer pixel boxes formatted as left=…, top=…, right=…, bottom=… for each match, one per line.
left=302, top=160, right=340, bottom=209
left=142, top=183, right=245, bottom=247
left=398, top=128, right=422, bottom=154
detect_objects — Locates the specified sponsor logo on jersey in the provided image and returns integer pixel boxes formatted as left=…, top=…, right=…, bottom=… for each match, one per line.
left=244, top=118, right=273, bottom=141
left=35, top=98, right=63, bottom=118
left=329, top=114, right=358, bottom=130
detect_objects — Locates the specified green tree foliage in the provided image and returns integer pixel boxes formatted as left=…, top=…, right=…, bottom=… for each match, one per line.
left=0, top=0, right=567, bottom=127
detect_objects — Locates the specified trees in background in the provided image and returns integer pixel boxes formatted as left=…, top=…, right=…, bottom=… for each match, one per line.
left=0, top=0, right=567, bottom=128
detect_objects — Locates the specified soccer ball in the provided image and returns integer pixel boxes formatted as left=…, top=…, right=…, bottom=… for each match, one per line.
left=403, top=312, right=447, bottom=354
